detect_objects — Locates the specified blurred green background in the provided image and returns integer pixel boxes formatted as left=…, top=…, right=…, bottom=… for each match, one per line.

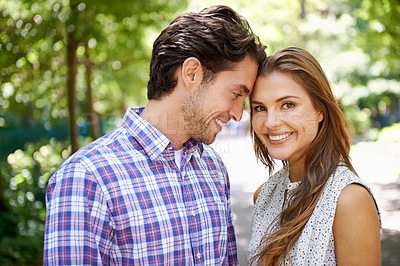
left=0, top=0, right=399, bottom=264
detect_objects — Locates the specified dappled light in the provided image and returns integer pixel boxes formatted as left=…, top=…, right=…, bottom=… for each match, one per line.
left=1, top=0, right=399, bottom=264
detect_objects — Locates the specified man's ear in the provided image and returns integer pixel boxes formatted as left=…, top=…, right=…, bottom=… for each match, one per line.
left=181, top=57, right=203, bottom=90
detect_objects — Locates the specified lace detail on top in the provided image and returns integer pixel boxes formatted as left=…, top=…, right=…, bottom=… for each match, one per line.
left=247, top=165, right=381, bottom=266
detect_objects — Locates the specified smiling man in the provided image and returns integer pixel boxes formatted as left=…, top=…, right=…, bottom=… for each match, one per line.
left=44, top=5, right=266, bottom=265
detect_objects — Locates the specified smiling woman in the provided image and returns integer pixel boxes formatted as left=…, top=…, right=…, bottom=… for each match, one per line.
left=248, top=47, right=381, bottom=265
left=251, top=71, right=323, bottom=174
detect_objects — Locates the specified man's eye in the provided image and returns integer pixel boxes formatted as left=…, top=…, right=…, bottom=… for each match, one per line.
left=234, top=93, right=243, bottom=98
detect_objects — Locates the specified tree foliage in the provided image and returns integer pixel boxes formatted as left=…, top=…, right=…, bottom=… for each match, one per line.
left=0, top=139, right=68, bottom=264
left=350, top=0, right=400, bottom=78
left=0, top=0, right=187, bottom=263
left=0, top=0, right=187, bottom=140
left=0, top=0, right=399, bottom=264
left=189, top=0, right=400, bottom=138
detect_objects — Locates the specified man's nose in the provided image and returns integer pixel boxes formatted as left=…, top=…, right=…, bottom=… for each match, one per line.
left=229, top=102, right=244, bottom=122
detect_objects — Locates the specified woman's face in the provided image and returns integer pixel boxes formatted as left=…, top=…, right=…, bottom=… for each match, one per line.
left=251, top=71, right=323, bottom=165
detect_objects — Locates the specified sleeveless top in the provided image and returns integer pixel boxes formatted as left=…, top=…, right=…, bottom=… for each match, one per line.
left=247, top=165, right=381, bottom=265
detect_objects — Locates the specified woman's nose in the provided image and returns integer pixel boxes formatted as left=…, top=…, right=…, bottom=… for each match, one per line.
left=264, top=112, right=282, bottom=130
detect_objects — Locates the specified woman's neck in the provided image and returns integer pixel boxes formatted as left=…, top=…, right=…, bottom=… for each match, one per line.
left=288, top=159, right=305, bottom=182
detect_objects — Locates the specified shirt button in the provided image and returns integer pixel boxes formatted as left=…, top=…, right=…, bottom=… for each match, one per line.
left=191, top=210, right=195, bottom=216
left=197, top=252, right=201, bottom=259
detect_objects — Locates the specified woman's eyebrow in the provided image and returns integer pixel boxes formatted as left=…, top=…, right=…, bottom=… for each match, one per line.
left=251, top=96, right=300, bottom=105
left=275, top=95, right=300, bottom=102
left=251, top=100, right=264, bottom=105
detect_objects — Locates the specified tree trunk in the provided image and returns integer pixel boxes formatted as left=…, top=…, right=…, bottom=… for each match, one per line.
left=66, top=33, right=79, bottom=153
left=84, top=42, right=100, bottom=140
left=300, top=0, right=306, bottom=19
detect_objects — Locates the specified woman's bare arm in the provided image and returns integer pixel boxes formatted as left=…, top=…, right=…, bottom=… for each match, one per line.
left=333, top=184, right=381, bottom=265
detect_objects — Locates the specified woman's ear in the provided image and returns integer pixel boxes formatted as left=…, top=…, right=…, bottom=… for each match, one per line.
left=318, top=111, right=324, bottom=123
left=181, top=57, right=203, bottom=90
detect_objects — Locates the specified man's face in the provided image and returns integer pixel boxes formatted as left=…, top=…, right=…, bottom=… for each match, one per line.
left=181, top=56, right=258, bottom=144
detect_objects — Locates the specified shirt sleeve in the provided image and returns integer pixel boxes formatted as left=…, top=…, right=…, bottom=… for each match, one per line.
left=43, top=161, right=113, bottom=265
left=224, top=171, right=239, bottom=265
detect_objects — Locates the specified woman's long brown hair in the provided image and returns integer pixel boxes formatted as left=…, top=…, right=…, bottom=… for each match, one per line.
left=249, top=47, right=356, bottom=265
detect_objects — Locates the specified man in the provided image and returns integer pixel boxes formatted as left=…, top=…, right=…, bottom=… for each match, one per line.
left=44, top=5, right=266, bottom=265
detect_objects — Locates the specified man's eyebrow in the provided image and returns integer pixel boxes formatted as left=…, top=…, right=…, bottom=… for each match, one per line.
left=236, top=85, right=250, bottom=94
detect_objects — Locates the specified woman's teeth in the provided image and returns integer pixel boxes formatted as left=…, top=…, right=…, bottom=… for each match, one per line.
left=268, top=133, right=291, bottom=141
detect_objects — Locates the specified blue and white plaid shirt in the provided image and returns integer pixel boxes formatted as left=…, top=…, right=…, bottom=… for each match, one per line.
left=44, top=107, right=238, bottom=265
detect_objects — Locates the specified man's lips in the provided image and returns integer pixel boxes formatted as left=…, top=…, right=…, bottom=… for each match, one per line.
left=215, top=118, right=228, bottom=127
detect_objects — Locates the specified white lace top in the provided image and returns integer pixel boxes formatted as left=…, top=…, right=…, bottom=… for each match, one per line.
left=247, top=165, right=381, bottom=265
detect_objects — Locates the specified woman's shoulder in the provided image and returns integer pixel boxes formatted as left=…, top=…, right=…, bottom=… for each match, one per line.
left=325, top=164, right=381, bottom=230
left=334, top=164, right=381, bottom=221
left=253, top=166, right=289, bottom=203
left=336, top=183, right=374, bottom=207
left=333, top=184, right=381, bottom=265
left=333, top=164, right=358, bottom=178
left=328, top=165, right=364, bottom=189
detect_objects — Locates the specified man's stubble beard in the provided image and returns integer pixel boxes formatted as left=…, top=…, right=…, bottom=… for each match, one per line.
left=181, top=84, right=216, bottom=145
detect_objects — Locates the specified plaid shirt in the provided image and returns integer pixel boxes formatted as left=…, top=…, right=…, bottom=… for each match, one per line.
left=44, top=107, right=238, bottom=265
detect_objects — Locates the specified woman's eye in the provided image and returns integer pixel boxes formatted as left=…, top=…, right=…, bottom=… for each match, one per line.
left=282, top=102, right=295, bottom=109
left=253, top=106, right=266, bottom=112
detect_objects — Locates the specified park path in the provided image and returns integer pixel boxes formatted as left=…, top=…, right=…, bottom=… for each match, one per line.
left=212, top=134, right=400, bottom=265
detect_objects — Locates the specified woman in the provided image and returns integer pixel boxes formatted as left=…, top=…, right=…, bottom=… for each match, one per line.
left=248, top=47, right=381, bottom=265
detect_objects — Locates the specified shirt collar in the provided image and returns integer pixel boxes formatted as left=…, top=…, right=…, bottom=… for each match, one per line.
left=122, top=107, right=204, bottom=160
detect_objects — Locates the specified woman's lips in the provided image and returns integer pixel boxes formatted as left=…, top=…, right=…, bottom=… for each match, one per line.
left=267, top=132, right=294, bottom=142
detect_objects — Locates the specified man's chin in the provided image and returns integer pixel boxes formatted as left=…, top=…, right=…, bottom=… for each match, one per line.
left=193, top=133, right=217, bottom=145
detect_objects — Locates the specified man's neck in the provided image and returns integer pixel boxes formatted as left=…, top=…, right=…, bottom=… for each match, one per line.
left=140, top=99, right=188, bottom=150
